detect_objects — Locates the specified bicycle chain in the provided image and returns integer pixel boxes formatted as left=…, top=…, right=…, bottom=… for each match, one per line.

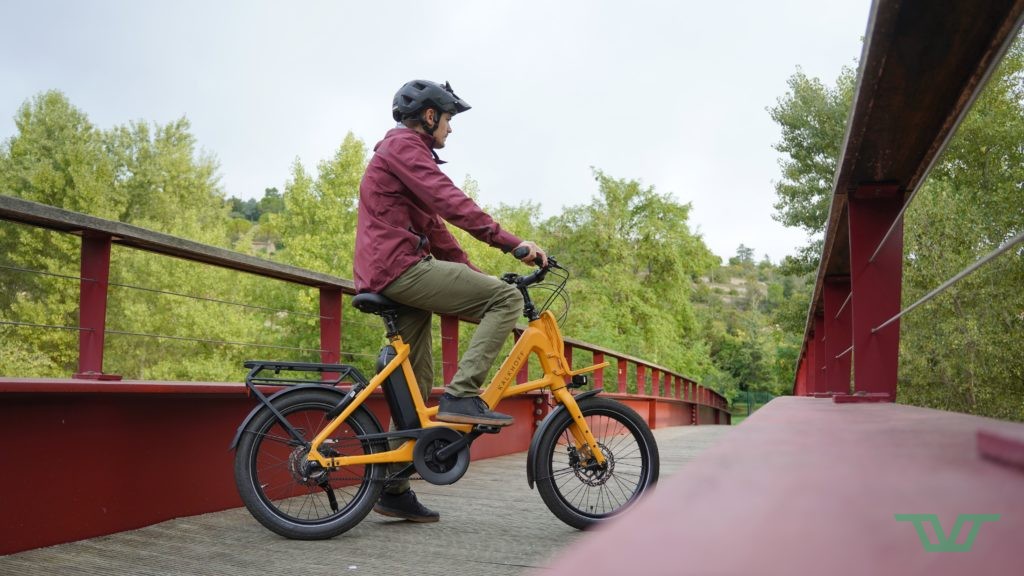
left=313, top=437, right=426, bottom=485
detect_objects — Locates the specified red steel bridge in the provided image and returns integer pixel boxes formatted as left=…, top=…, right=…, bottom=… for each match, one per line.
left=2, top=0, right=1024, bottom=573
left=0, top=192, right=728, bottom=555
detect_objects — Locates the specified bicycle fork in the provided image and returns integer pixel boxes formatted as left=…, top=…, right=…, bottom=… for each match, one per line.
left=551, top=386, right=607, bottom=466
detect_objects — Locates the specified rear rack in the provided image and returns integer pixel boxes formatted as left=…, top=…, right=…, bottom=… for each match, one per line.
left=243, top=360, right=371, bottom=388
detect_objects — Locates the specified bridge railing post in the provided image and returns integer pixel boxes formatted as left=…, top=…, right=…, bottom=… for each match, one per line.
left=848, top=185, right=904, bottom=399
left=74, top=233, right=119, bottom=380
left=823, top=277, right=852, bottom=394
left=441, top=315, right=459, bottom=386
left=319, top=288, right=342, bottom=380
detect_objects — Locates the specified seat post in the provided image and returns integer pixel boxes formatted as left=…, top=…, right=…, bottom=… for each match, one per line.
left=382, top=311, right=400, bottom=339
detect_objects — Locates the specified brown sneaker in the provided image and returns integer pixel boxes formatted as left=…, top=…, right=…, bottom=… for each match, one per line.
left=437, top=393, right=513, bottom=427
left=373, top=490, right=439, bottom=523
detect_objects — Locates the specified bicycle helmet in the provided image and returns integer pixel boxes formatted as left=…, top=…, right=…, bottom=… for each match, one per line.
left=392, top=80, right=472, bottom=122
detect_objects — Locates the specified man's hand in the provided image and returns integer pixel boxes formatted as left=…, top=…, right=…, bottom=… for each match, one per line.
left=514, top=241, right=548, bottom=267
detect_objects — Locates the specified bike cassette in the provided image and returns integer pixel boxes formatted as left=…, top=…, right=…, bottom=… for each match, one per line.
left=413, top=428, right=471, bottom=485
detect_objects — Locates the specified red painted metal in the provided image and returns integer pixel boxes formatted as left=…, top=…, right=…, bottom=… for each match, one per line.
left=812, top=314, right=826, bottom=394
left=617, top=358, right=627, bottom=393
left=636, top=364, right=647, bottom=395
left=546, top=396, right=1024, bottom=576
left=804, top=332, right=817, bottom=395
left=563, top=343, right=573, bottom=383
left=795, top=354, right=808, bottom=396
left=0, top=380, right=712, bottom=554
left=652, top=370, right=661, bottom=397
left=823, top=278, right=852, bottom=394
left=848, top=189, right=904, bottom=398
left=440, top=315, right=459, bottom=386
left=75, top=233, right=119, bottom=380
left=592, top=352, right=604, bottom=389
left=977, top=428, right=1024, bottom=470
left=833, top=392, right=893, bottom=403
left=319, top=288, right=342, bottom=380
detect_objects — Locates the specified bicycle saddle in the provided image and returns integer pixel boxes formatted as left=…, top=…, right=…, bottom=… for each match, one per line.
left=352, top=292, right=401, bottom=315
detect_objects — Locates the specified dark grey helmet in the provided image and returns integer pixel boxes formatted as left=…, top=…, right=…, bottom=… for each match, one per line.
left=392, top=80, right=471, bottom=122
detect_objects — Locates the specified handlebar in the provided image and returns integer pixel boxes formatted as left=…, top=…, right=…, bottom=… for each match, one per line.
left=504, top=248, right=567, bottom=322
left=509, top=246, right=559, bottom=287
left=512, top=245, right=546, bottom=267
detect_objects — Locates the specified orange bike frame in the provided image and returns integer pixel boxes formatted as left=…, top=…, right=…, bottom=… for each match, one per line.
left=306, top=310, right=609, bottom=469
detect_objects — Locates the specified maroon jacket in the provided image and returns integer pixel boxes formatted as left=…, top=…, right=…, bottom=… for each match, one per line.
left=353, top=128, right=522, bottom=293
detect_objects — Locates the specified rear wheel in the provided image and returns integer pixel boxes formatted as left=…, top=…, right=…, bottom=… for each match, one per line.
left=534, top=397, right=659, bottom=529
left=234, top=388, right=384, bottom=539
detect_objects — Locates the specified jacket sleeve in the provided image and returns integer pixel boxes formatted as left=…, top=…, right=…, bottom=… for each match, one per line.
left=385, top=138, right=523, bottom=252
left=424, top=215, right=482, bottom=272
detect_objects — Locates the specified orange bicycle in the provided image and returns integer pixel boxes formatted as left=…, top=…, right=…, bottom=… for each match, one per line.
left=231, top=254, right=660, bottom=539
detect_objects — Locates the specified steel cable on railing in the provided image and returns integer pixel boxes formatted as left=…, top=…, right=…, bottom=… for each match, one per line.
left=834, top=292, right=852, bottom=320
left=0, top=319, right=345, bottom=356
left=0, top=320, right=88, bottom=331
left=0, top=264, right=327, bottom=319
left=102, top=328, right=325, bottom=353
left=872, top=229, right=1024, bottom=334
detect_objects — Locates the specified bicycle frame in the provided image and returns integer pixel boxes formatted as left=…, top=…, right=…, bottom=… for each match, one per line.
left=305, top=309, right=609, bottom=470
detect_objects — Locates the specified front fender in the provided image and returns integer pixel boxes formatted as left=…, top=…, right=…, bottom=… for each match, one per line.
left=526, top=389, right=602, bottom=489
left=228, top=384, right=370, bottom=450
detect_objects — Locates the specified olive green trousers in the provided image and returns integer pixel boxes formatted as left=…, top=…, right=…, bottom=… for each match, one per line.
left=379, top=257, right=522, bottom=493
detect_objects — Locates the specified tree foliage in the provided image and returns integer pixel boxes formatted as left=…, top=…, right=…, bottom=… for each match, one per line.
left=1, top=90, right=802, bottom=409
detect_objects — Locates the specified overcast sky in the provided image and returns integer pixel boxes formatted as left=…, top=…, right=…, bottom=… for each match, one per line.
left=1, top=0, right=872, bottom=262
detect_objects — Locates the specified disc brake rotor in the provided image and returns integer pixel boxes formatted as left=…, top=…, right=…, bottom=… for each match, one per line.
left=571, top=442, right=615, bottom=486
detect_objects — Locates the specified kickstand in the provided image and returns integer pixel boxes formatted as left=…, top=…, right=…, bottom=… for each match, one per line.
left=318, top=480, right=339, bottom=512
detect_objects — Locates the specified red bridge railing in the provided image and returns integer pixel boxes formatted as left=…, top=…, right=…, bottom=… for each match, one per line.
left=0, top=194, right=728, bottom=554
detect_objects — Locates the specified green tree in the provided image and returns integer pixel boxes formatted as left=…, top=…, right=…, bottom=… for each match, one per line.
left=542, top=170, right=717, bottom=380
left=0, top=92, right=115, bottom=375
left=769, top=65, right=856, bottom=273
left=898, top=38, right=1024, bottom=420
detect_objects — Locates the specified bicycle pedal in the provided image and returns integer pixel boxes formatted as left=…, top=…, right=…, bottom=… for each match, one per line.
left=472, top=424, right=502, bottom=434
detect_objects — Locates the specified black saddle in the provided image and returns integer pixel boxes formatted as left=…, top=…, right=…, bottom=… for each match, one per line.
left=352, top=293, right=402, bottom=315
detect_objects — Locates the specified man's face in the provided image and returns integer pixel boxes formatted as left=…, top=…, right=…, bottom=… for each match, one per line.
left=431, top=112, right=453, bottom=149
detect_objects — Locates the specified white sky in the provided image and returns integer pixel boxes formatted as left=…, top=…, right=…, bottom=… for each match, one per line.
left=1, top=0, right=872, bottom=263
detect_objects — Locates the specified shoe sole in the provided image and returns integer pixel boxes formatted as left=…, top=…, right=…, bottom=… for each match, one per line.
left=373, top=506, right=439, bottom=523
left=436, top=412, right=513, bottom=427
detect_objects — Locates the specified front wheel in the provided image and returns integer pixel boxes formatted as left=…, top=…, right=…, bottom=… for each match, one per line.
left=534, top=397, right=660, bottom=529
left=234, top=388, right=385, bottom=539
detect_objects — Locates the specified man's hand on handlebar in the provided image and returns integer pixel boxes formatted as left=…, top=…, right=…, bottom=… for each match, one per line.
left=513, top=241, right=548, bottom=267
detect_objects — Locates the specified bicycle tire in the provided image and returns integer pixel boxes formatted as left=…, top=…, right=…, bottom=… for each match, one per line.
left=534, top=396, right=659, bottom=529
left=234, top=388, right=384, bottom=539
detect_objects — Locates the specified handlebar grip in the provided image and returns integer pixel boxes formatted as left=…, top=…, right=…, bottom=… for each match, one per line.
left=512, top=246, right=545, bottom=267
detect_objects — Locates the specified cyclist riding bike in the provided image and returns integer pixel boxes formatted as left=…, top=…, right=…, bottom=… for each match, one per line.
left=353, top=79, right=547, bottom=522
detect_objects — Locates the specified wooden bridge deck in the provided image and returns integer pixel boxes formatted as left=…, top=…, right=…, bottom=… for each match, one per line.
left=0, top=425, right=731, bottom=576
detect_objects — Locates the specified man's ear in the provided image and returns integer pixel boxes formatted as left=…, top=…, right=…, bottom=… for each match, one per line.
left=423, top=108, right=436, bottom=126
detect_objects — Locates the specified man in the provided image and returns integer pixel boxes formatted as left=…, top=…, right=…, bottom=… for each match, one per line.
left=353, top=79, right=547, bottom=522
